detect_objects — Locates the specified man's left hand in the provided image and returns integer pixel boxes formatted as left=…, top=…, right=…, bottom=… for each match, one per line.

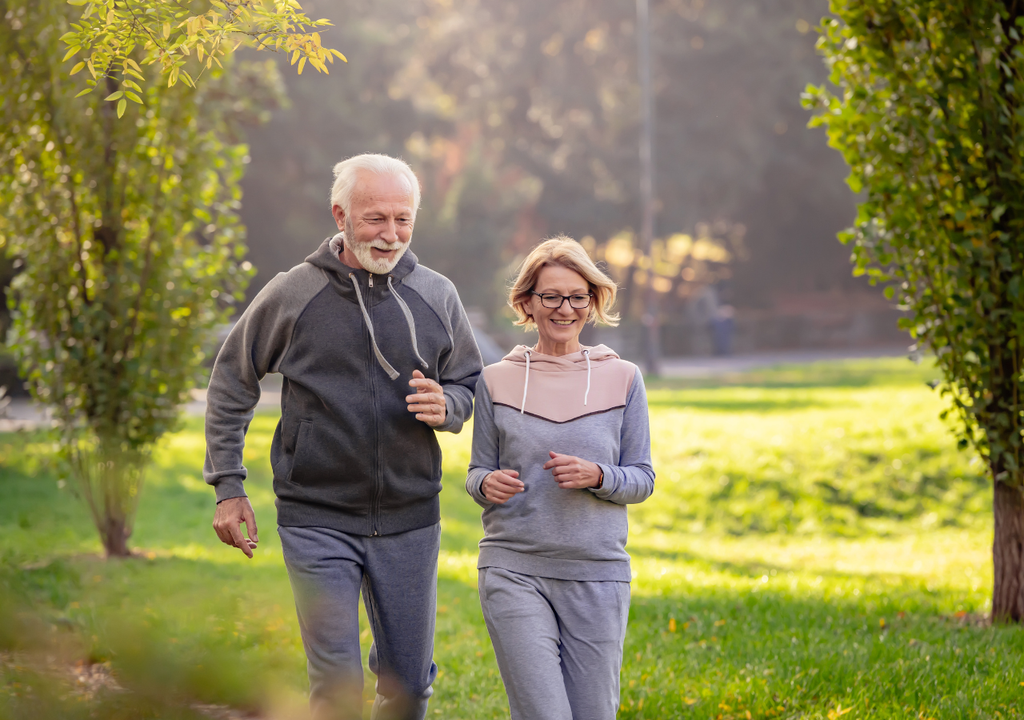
left=407, top=369, right=447, bottom=427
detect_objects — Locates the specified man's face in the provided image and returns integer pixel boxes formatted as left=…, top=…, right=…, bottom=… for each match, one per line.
left=332, top=171, right=415, bottom=274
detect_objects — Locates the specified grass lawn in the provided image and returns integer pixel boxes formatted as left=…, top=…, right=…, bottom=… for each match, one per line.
left=2, top=357, right=1023, bottom=719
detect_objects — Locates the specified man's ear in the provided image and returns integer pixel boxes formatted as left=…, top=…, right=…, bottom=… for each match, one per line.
left=331, top=204, right=346, bottom=231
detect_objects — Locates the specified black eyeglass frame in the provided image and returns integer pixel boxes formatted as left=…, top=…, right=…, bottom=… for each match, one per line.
left=530, top=291, right=594, bottom=310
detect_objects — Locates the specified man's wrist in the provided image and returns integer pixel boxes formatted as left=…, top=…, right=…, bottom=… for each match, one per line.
left=594, top=466, right=604, bottom=490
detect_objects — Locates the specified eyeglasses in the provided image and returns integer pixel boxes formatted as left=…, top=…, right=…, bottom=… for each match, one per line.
left=531, top=292, right=593, bottom=310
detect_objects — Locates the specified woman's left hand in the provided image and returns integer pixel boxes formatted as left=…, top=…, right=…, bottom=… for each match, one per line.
left=543, top=451, right=602, bottom=489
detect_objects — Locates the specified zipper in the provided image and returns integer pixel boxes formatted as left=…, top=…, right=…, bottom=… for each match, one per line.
left=366, top=274, right=383, bottom=536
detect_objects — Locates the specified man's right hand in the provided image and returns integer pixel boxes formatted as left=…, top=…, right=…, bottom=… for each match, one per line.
left=213, top=496, right=259, bottom=558
left=482, top=469, right=524, bottom=504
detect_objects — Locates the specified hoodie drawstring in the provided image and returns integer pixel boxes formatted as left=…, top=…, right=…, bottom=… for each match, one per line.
left=387, top=275, right=428, bottom=369
left=583, top=348, right=591, bottom=406
left=520, top=349, right=532, bottom=414
left=349, top=273, right=400, bottom=380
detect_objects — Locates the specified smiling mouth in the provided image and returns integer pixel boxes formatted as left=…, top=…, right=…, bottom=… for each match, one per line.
left=551, top=319, right=575, bottom=325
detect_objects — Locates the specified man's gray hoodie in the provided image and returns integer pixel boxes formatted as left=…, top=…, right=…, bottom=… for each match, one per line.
left=204, top=236, right=483, bottom=537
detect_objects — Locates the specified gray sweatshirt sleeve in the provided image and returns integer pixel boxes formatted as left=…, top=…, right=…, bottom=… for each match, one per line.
left=203, top=266, right=325, bottom=502
left=416, top=274, right=483, bottom=434
left=466, top=377, right=497, bottom=508
left=590, top=367, right=655, bottom=505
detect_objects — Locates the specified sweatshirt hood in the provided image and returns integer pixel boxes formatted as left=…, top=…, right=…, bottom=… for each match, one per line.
left=501, top=344, right=620, bottom=369
left=305, top=234, right=419, bottom=284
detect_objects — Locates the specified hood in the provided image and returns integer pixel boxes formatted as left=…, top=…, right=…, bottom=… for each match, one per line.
left=501, top=344, right=620, bottom=369
left=305, top=234, right=419, bottom=303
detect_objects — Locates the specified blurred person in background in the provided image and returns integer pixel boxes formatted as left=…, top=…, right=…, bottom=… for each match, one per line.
left=465, top=236, right=655, bottom=720
left=204, top=153, right=483, bottom=720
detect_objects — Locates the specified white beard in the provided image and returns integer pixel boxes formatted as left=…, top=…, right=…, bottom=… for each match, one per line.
left=344, top=222, right=409, bottom=274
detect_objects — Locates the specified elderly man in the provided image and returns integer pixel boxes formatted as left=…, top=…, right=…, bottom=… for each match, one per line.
left=204, top=153, right=482, bottom=720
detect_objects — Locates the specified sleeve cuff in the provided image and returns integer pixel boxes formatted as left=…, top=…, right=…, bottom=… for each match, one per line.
left=434, top=389, right=460, bottom=432
left=213, top=476, right=248, bottom=503
left=589, top=463, right=616, bottom=500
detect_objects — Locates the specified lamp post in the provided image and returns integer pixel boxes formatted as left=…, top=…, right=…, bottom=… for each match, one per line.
left=636, top=0, right=660, bottom=375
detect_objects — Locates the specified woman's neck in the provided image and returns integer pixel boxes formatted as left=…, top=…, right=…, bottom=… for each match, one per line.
left=533, top=338, right=582, bottom=357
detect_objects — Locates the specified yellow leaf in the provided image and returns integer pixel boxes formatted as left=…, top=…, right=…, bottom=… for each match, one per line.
left=290, top=49, right=300, bottom=65
left=714, top=619, right=726, bottom=626
left=126, top=58, right=141, bottom=72
left=116, top=98, right=127, bottom=118
left=313, top=32, right=321, bottom=47
left=70, top=61, right=85, bottom=75
left=163, top=21, right=171, bottom=39
left=332, top=49, right=348, bottom=62
left=683, top=697, right=697, bottom=705
left=297, top=56, right=307, bottom=75
left=197, top=44, right=205, bottom=62
left=62, top=46, right=79, bottom=62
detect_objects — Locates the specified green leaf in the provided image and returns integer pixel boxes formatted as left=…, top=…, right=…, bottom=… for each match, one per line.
left=74, top=88, right=93, bottom=98
left=125, top=91, right=143, bottom=104
left=104, top=91, right=124, bottom=102
left=116, top=98, right=127, bottom=118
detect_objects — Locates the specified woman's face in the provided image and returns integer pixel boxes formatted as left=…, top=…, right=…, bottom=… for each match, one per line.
left=527, top=265, right=591, bottom=352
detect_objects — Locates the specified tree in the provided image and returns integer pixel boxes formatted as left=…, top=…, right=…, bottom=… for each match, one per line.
left=63, top=0, right=344, bottom=115
left=0, top=0, right=332, bottom=556
left=805, top=1, right=1024, bottom=620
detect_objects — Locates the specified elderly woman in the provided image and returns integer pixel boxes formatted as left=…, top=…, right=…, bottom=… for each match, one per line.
left=466, top=236, right=655, bottom=720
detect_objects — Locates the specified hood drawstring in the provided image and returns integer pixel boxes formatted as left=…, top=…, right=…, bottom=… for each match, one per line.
left=349, top=273, right=400, bottom=380
left=583, top=348, right=592, bottom=406
left=520, top=349, right=532, bottom=414
left=387, top=275, right=428, bottom=369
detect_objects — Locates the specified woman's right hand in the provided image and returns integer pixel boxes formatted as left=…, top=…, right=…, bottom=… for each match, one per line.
left=482, top=469, right=524, bottom=504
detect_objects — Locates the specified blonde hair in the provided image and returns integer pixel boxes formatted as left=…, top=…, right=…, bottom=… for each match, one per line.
left=329, top=153, right=421, bottom=219
left=509, top=236, right=620, bottom=330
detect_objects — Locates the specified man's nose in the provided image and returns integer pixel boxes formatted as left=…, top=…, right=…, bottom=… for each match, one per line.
left=380, top=219, right=399, bottom=243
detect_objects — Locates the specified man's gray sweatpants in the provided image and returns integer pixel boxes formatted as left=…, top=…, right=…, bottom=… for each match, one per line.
left=478, top=567, right=630, bottom=720
left=279, top=523, right=441, bottom=720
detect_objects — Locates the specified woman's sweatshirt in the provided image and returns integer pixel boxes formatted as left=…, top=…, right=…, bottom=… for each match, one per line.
left=466, top=344, right=655, bottom=582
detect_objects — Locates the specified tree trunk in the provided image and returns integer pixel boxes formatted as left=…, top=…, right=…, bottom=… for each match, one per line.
left=101, top=514, right=132, bottom=558
left=992, top=479, right=1024, bottom=622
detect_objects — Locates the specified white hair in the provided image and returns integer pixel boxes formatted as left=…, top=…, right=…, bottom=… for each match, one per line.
left=329, top=153, right=421, bottom=219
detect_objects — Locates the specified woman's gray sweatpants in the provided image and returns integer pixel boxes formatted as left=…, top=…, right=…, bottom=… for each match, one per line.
left=279, top=524, right=441, bottom=720
left=478, top=567, right=630, bottom=720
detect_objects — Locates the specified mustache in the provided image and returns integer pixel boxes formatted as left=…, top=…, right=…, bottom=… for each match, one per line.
left=369, top=240, right=405, bottom=251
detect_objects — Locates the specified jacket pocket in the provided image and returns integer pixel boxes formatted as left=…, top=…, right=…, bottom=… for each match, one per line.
left=284, top=420, right=311, bottom=483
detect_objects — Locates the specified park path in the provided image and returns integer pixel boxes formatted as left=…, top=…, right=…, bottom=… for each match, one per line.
left=0, top=345, right=910, bottom=429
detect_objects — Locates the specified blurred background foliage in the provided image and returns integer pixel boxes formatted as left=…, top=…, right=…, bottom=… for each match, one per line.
left=239, top=0, right=864, bottom=338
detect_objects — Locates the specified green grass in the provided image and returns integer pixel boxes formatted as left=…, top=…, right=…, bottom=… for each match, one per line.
left=2, top=357, right=1023, bottom=719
